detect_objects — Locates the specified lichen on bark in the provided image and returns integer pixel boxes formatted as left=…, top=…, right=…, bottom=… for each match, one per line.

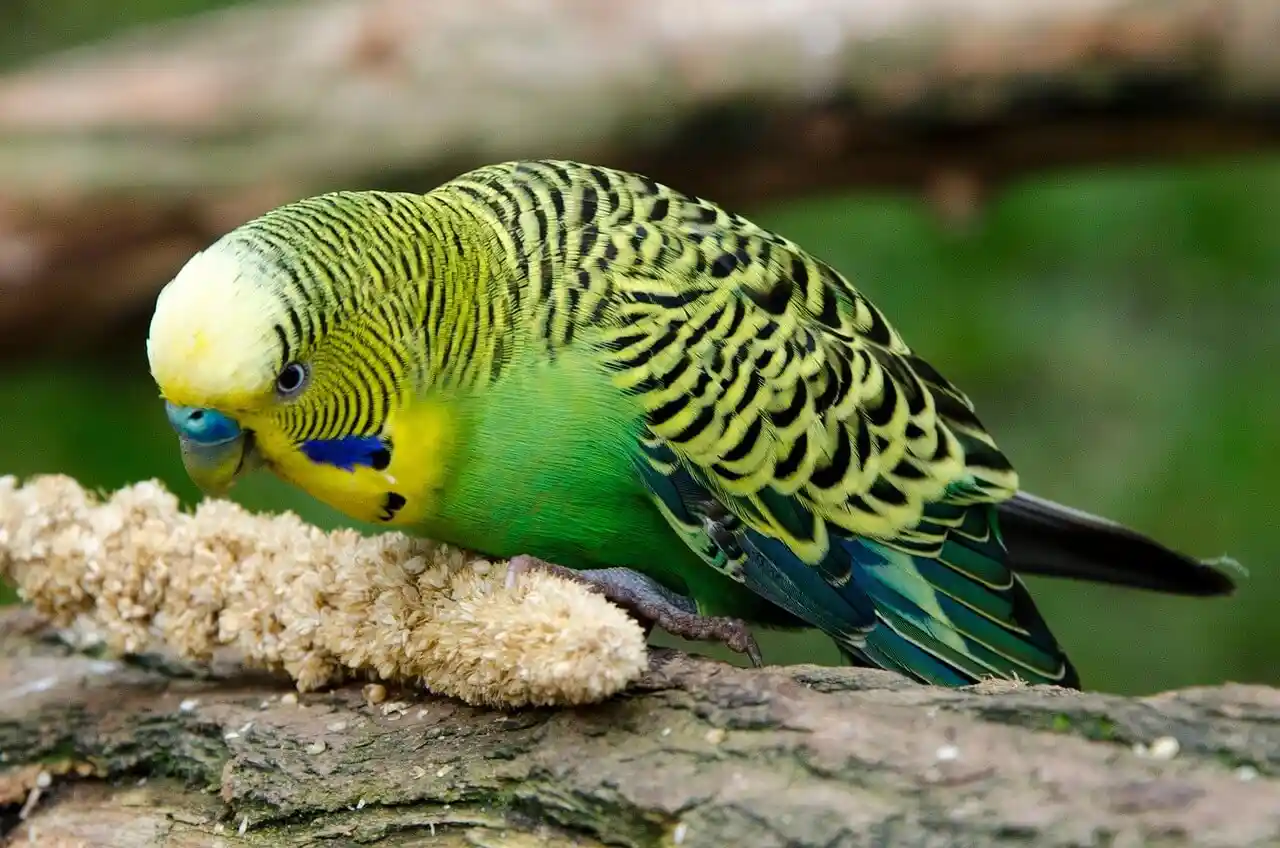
left=2, top=608, right=1279, bottom=847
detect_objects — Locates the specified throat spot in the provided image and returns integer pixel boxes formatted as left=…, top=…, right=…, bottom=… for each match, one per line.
left=379, top=491, right=407, bottom=522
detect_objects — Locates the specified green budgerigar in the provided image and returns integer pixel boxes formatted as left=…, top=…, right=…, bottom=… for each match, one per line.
left=147, top=160, right=1236, bottom=688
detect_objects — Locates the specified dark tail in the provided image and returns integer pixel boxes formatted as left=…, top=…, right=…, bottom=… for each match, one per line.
left=997, top=491, right=1240, bottom=597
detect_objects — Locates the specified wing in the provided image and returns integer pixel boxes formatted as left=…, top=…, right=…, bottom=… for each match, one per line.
left=584, top=189, right=1077, bottom=687
left=445, top=159, right=1076, bottom=687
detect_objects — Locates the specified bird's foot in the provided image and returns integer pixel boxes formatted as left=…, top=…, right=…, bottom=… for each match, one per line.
left=504, top=554, right=763, bottom=667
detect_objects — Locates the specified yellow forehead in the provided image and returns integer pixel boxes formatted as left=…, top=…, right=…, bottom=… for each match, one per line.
left=146, top=246, right=285, bottom=410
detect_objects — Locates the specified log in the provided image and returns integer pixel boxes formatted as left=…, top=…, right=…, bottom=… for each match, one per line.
left=2, top=0, right=1280, bottom=355
left=2, top=607, right=1279, bottom=847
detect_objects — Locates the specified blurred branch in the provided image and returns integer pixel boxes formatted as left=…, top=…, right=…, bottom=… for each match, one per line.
left=3, top=607, right=1280, bottom=846
left=1, top=0, right=1279, bottom=354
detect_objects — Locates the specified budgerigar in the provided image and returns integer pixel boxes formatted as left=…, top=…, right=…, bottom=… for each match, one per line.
left=147, top=160, right=1235, bottom=689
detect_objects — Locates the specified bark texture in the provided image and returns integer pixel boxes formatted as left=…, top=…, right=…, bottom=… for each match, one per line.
left=2, top=0, right=1280, bottom=354
left=1, top=607, right=1279, bottom=847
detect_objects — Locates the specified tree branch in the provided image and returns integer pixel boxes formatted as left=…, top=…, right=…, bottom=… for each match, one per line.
left=1, top=0, right=1279, bottom=354
left=2, top=607, right=1279, bottom=847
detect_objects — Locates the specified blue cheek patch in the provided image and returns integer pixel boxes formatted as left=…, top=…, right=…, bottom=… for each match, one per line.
left=301, top=436, right=392, bottom=472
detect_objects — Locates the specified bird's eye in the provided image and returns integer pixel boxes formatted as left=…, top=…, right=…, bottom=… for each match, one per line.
left=276, top=362, right=309, bottom=397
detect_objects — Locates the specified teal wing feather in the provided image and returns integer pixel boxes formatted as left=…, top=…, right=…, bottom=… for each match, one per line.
left=583, top=172, right=1075, bottom=687
left=636, top=437, right=1077, bottom=687
left=449, top=160, right=1079, bottom=687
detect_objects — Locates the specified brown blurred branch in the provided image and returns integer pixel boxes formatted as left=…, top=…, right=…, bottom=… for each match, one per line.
left=2, top=607, right=1280, bottom=847
left=1, top=0, right=1279, bottom=355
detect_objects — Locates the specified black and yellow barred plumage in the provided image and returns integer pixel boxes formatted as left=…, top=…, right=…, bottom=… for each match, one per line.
left=149, top=159, right=1237, bottom=690
left=428, top=162, right=1013, bottom=546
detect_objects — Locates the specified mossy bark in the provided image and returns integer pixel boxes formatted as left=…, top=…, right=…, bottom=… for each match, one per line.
left=1, top=608, right=1279, bottom=847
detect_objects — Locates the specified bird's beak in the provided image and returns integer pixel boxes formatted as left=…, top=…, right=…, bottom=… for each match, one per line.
left=164, top=403, right=261, bottom=496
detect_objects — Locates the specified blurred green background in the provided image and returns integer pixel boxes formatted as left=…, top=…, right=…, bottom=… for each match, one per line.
left=2, top=1, right=1275, bottom=697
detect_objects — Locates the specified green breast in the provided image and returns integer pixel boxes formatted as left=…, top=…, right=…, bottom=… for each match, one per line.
left=416, top=346, right=688, bottom=577
left=409, top=344, right=805, bottom=626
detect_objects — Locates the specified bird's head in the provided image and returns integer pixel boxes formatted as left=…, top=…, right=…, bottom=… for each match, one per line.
left=146, top=195, right=428, bottom=509
left=147, top=241, right=292, bottom=495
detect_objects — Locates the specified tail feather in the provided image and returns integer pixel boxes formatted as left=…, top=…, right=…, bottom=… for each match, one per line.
left=998, top=492, right=1239, bottom=597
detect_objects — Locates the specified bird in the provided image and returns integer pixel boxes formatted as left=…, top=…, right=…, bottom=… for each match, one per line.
left=146, top=159, right=1237, bottom=689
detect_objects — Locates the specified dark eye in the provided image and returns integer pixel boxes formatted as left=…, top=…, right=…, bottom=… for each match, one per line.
left=276, top=362, right=309, bottom=396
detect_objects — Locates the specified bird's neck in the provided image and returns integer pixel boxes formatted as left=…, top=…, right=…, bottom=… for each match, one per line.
left=408, top=195, right=513, bottom=392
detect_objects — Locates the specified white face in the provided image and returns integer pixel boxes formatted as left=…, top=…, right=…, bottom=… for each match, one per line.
left=147, top=244, right=288, bottom=409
